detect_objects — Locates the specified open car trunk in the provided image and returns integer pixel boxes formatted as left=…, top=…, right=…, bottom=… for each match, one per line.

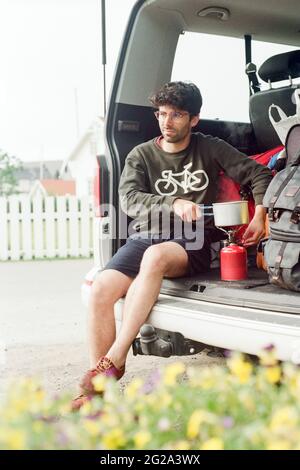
left=97, top=0, right=300, bottom=360
left=110, top=105, right=300, bottom=315
left=161, top=268, right=300, bottom=315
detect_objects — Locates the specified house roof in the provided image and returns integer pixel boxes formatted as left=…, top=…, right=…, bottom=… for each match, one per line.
left=16, top=160, right=63, bottom=181
left=39, top=179, right=76, bottom=196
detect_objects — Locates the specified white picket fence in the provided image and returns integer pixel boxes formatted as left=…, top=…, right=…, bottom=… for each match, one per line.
left=0, top=195, right=94, bottom=261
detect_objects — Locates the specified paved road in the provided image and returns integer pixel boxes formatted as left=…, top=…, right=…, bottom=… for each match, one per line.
left=0, top=259, right=90, bottom=346
left=0, top=259, right=91, bottom=396
left=0, top=259, right=224, bottom=397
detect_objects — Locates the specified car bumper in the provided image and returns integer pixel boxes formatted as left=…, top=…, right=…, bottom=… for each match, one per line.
left=82, top=268, right=300, bottom=363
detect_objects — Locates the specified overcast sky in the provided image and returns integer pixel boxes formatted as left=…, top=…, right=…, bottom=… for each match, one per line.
left=1, top=0, right=297, bottom=164
left=0, top=0, right=135, bottom=162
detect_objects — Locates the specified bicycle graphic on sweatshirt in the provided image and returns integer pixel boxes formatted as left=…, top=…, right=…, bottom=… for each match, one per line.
left=155, top=162, right=209, bottom=196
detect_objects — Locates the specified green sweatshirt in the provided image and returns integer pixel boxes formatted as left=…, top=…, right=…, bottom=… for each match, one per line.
left=119, top=132, right=273, bottom=234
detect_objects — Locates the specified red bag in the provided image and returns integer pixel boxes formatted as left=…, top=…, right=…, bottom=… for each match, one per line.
left=217, top=146, right=283, bottom=241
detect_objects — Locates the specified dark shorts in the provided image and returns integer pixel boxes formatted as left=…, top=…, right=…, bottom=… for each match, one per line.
left=103, top=231, right=219, bottom=278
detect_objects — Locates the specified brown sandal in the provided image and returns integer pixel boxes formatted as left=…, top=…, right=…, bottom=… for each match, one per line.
left=71, top=394, right=91, bottom=412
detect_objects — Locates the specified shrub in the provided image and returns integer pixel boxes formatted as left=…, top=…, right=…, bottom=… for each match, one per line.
left=1, top=347, right=300, bottom=449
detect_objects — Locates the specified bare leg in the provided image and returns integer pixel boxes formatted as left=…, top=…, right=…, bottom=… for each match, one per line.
left=106, top=242, right=189, bottom=369
left=88, top=269, right=133, bottom=367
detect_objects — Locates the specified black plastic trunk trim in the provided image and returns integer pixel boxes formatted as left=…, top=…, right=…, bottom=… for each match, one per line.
left=160, top=286, right=300, bottom=315
left=105, top=0, right=147, bottom=255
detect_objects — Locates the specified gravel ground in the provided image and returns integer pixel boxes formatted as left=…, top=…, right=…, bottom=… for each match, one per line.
left=0, top=259, right=224, bottom=398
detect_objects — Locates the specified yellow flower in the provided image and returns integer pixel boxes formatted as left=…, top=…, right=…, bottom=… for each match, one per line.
left=1, top=408, right=19, bottom=422
left=270, top=407, right=298, bottom=432
left=28, top=390, right=48, bottom=413
left=92, top=375, right=107, bottom=393
left=259, top=348, right=278, bottom=367
left=239, top=391, right=255, bottom=412
left=153, top=392, right=172, bottom=411
left=9, top=398, right=28, bottom=414
left=173, top=440, right=190, bottom=450
left=200, top=369, right=218, bottom=390
left=201, top=438, right=224, bottom=450
left=5, top=430, right=26, bottom=450
left=101, top=410, right=119, bottom=428
left=102, top=429, right=126, bottom=449
left=283, top=364, right=300, bottom=397
left=267, top=440, right=291, bottom=450
left=187, top=410, right=206, bottom=439
left=186, top=366, right=201, bottom=387
left=33, top=389, right=45, bottom=403
left=227, top=354, right=253, bottom=384
left=125, top=378, right=143, bottom=399
left=80, top=400, right=93, bottom=416
left=134, top=430, right=151, bottom=449
left=282, top=362, right=296, bottom=378
left=255, top=372, right=269, bottom=392
left=144, top=394, right=156, bottom=406
left=264, top=366, right=281, bottom=384
left=188, top=366, right=218, bottom=389
left=84, top=420, right=100, bottom=437
left=163, top=362, right=185, bottom=387
left=134, top=401, right=146, bottom=414
left=121, top=411, right=134, bottom=425
left=32, top=422, right=44, bottom=434
left=58, top=402, right=71, bottom=416
left=138, top=415, right=149, bottom=429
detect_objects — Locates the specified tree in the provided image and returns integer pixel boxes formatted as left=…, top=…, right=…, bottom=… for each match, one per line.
left=0, top=150, right=21, bottom=196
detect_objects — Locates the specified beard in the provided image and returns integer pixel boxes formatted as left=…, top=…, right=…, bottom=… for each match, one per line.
left=161, top=123, right=190, bottom=143
left=162, top=132, right=181, bottom=143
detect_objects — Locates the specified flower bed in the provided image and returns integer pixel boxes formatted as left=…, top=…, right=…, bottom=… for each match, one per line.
left=1, top=348, right=300, bottom=450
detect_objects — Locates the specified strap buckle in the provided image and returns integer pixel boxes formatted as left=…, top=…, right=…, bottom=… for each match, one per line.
left=269, top=207, right=280, bottom=222
left=290, top=206, right=300, bottom=224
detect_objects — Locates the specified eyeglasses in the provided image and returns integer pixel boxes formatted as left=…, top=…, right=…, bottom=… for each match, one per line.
left=154, top=110, right=190, bottom=122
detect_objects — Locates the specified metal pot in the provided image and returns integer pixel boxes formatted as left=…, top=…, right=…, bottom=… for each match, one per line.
left=212, top=200, right=249, bottom=227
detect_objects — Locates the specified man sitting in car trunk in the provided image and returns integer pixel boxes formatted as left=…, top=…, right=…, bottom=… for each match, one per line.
left=72, top=81, right=273, bottom=409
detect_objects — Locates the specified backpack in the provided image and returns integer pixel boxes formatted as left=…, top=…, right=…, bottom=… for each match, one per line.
left=263, top=124, right=300, bottom=291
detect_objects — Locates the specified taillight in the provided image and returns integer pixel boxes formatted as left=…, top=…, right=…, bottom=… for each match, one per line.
left=93, top=154, right=108, bottom=217
left=93, top=159, right=101, bottom=217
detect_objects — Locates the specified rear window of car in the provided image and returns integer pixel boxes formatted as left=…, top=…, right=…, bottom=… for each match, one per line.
left=171, top=32, right=299, bottom=123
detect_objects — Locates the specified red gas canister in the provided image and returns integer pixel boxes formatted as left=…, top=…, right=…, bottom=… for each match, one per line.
left=220, top=243, right=247, bottom=281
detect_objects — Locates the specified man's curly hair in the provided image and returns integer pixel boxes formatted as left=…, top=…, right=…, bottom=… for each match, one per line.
left=149, top=81, right=202, bottom=116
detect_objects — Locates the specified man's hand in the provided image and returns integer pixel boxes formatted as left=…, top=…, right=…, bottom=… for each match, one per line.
left=173, top=198, right=201, bottom=222
left=242, top=205, right=266, bottom=246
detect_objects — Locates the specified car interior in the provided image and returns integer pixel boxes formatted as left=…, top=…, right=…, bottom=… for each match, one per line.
left=104, top=0, right=300, bottom=314
left=163, top=50, right=300, bottom=314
